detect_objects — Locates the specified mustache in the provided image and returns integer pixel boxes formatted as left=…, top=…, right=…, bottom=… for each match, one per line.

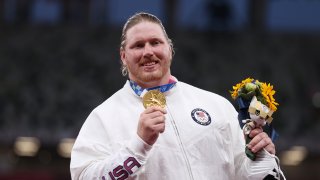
left=139, top=58, right=160, bottom=65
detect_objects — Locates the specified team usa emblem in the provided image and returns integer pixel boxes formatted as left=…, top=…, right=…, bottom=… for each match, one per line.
left=191, top=108, right=211, bottom=126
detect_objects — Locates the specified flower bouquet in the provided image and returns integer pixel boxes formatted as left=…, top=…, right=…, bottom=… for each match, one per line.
left=230, top=78, right=279, bottom=160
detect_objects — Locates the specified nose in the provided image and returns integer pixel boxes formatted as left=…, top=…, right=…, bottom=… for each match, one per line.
left=143, top=43, right=153, bottom=57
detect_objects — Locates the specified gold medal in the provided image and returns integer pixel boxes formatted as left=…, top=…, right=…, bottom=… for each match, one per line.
left=142, top=90, right=166, bottom=109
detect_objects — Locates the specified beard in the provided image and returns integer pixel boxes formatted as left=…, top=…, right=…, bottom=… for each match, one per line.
left=127, top=58, right=172, bottom=83
left=138, top=69, right=164, bottom=82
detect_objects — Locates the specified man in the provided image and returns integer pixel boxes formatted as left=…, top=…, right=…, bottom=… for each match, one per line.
left=70, top=12, right=283, bottom=180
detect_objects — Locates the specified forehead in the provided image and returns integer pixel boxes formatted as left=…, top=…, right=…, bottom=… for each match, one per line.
left=125, top=21, right=166, bottom=43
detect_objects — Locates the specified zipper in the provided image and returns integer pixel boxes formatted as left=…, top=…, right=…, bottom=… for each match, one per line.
left=167, top=105, right=194, bottom=180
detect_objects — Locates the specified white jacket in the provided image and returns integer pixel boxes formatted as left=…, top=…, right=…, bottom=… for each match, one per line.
left=70, top=80, right=279, bottom=180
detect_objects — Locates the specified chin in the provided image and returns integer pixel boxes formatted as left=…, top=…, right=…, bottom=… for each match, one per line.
left=140, top=70, right=163, bottom=81
left=141, top=74, right=161, bottom=82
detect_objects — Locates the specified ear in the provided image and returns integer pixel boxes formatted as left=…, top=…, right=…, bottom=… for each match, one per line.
left=169, top=44, right=174, bottom=59
left=120, top=48, right=126, bottom=65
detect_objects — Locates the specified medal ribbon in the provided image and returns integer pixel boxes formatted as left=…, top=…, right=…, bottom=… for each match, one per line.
left=129, top=78, right=177, bottom=97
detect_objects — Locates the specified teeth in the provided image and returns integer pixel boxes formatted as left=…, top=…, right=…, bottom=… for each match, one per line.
left=144, top=62, right=156, bottom=66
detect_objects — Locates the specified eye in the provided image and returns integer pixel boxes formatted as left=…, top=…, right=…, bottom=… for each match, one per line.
left=255, top=110, right=260, bottom=116
left=135, top=43, right=144, bottom=48
left=151, top=40, right=161, bottom=46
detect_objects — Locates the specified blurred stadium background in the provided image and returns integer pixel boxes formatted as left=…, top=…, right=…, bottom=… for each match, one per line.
left=0, top=0, right=320, bottom=179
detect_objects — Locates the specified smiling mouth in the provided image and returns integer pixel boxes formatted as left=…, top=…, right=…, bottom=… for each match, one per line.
left=143, top=61, right=157, bottom=66
left=141, top=60, right=159, bottom=67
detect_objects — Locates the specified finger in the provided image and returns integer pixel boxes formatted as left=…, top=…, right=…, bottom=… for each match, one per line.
left=249, top=134, right=272, bottom=153
left=251, top=137, right=273, bottom=154
left=145, top=116, right=165, bottom=133
left=151, top=115, right=166, bottom=124
left=153, top=122, right=166, bottom=133
left=249, top=127, right=263, bottom=138
left=264, top=143, right=276, bottom=155
left=147, top=111, right=166, bottom=119
left=140, top=114, right=166, bottom=129
left=144, top=106, right=167, bottom=114
left=248, top=132, right=268, bottom=147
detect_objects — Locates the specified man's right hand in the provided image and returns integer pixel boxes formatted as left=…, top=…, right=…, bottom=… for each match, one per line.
left=137, top=106, right=167, bottom=145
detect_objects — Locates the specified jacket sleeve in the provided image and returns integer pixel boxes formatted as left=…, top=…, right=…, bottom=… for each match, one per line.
left=226, top=101, right=281, bottom=180
left=70, top=111, right=152, bottom=180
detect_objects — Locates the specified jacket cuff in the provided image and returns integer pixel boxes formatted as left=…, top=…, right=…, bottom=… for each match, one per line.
left=246, top=149, right=278, bottom=179
left=127, top=134, right=152, bottom=160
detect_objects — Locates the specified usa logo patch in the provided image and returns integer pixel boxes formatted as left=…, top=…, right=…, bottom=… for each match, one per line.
left=191, top=108, right=211, bottom=126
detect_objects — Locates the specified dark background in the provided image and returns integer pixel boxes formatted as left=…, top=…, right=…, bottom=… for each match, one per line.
left=0, top=0, right=320, bottom=179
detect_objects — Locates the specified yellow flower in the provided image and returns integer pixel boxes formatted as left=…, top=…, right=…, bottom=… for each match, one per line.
left=261, top=83, right=279, bottom=111
left=231, top=83, right=241, bottom=99
left=230, top=77, right=279, bottom=112
left=230, top=77, right=254, bottom=99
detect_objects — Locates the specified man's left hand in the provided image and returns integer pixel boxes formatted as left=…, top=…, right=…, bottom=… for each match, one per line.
left=247, top=128, right=275, bottom=155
